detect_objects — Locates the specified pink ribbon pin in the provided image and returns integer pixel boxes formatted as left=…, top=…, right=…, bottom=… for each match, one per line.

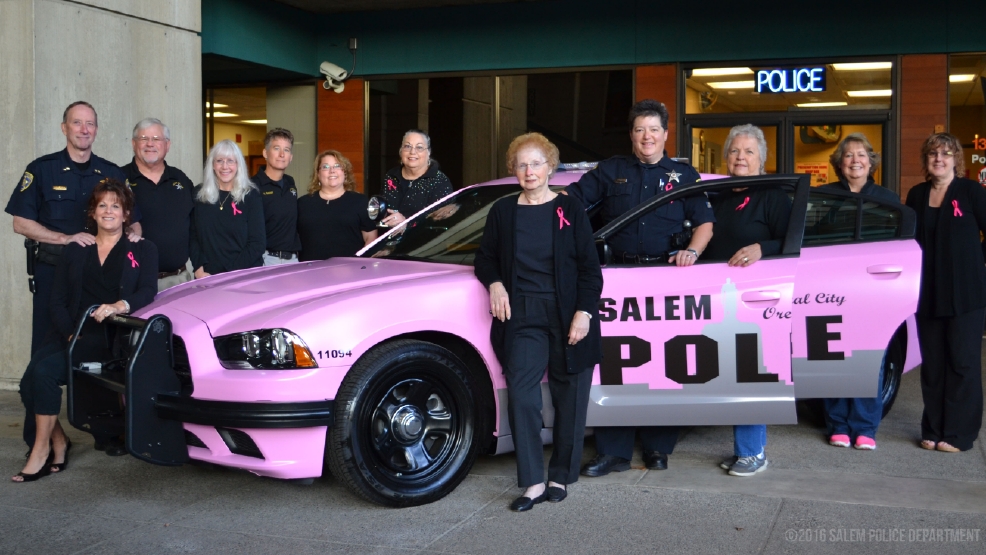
left=952, top=200, right=963, bottom=217
left=387, top=179, right=396, bottom=191
left=231, top=202, right=242, bottom=215
left=736, top=196, right=750, bottom=211
left=127, top=252, right=139, bottom=268
left=557, top=207, right=571, bottom=229
left=665, top=183, right=673, bottom=191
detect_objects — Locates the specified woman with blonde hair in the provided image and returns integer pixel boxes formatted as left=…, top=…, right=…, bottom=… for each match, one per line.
left=190, top=139, right=265, bottom=277
left=297, top=150, right=377, bottom=261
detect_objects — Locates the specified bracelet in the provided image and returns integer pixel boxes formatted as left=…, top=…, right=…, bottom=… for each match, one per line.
left=578, top=310, right=592, bottom=320
left=686, top=248, right=699, bottom=258
left=121, top=299, right=130, bottom=314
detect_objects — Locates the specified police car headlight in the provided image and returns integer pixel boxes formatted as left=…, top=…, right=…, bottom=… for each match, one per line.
left=214, top=329, right=317, bottom=369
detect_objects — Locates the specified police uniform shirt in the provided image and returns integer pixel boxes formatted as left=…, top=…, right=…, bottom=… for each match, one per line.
left=253, top=170, right=301, bottom=252
left=567, top=154, right=714, bottom=256
left=5, top=149, right=134, bottom=237
left=122, top=159, right=194, bottom=273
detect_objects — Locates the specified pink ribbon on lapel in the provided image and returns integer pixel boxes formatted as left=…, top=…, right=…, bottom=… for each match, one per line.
left=231, top=202, right=242, bottom=215
left=127, top=252, right=139, bottom=268
left=557, top=207, right=571, bottom=229
left=952, top=200, right=963, bottom=217
left=736, top=196, right=750, bottom=211
left=387, top=179, right=396, bottom=191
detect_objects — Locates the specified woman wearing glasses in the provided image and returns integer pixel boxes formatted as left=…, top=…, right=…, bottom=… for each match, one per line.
left=190, top=139, right=265, bottom=277
left=379, top=130, right=453, bottom=227
left=905, top=133, right=986, bottom=453
left=297, top=150, right=377, bottom=261
left=475, top=133, right=602, bottom=511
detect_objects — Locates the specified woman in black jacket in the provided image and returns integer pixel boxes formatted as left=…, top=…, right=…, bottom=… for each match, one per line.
left=379, top=130, right=453, bottom=227
left=474, top=132, right=603, bottom=511
left=13, top=179, right=158, bottom=482
left=905, top=133, right=986, bottom=453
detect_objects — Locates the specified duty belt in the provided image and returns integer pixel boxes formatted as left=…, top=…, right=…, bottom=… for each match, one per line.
left=266, top=250, right=297, bottom=260
left=613, top=251, right=667, bottom=264
left=158, top=269, right=184, bottom=279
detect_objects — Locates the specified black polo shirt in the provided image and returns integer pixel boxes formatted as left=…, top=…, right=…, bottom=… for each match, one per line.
left=122, top=159, right=195, bottom=273
left=6, top=149, right=132, bottom=236
left=567, top=154, right=714, bottom=256
left=253, top=170, right=301, bottom=252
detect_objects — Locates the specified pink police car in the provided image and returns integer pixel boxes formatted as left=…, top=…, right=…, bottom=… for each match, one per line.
left=67, top=170, right=920, bottom=507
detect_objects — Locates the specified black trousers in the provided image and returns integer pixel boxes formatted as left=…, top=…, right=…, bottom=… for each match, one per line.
left=505, top=296, right=592, bottom=488
left=31, top=262, right=56, bottom=355
left=592, top=426, right=680, bottom=461
left=917, top=308, right=985, bottom=451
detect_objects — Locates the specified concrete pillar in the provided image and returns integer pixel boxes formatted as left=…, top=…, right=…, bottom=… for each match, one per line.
left=0, top=0, right=202, bottom=389
left=268, top=85, right=317, bottom=188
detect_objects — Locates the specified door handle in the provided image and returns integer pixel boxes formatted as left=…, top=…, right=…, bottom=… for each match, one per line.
left=741, top=291, right=782, bottom=302
left=867, top=264, right=903, bottom=275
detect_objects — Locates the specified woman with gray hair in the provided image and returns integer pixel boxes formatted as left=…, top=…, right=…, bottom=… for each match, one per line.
left=190, top=139, right=265, bottom=277
left=821, top=133, right=898, bottom=203
left=379, top=129, right=453, bottom=227
left=703, top=123, right=791, bottom=476
left=820, top=133, right=898, bottom=451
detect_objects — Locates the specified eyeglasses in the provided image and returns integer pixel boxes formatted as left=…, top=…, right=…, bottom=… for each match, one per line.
left=320, top=163, right=342, bottom=170
left=401, top=144, right=428, bottom=153
left=516, top=161, right=548, bottom=172
left=136, top=135, right=167, bottom=144
left=926, top=150, right=955, bottom=159
left=213, top=158, right=237, bottom=167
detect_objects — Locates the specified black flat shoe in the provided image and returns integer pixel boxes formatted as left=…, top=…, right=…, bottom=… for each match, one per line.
left=50, top=439, right=73, bottom=473
left=96, top=438, right=127, bottom=457
left=509, top=491, right=547, bottom=512
left=546, top=486, right=567, bottom=503
left=643, top=451, right=668, bottom=470
left=580, top=454, right=630, bottom=477
left=12, top=455, right=53, bottom=483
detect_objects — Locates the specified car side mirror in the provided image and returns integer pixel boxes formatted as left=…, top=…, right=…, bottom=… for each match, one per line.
left=595, top=239, right=611, bottom=267
left=367, top=195, right=390, bottom=228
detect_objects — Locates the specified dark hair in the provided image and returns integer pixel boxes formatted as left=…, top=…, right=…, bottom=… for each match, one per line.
left=829, top=133, right=880, bottom=181
left=628, top=99, right=669, bottom=131
left=920, top=133, right=965, bottom=182
left=309, top=149, right=356, bottom=194
left=264, top=127, right=294, bottom=148
left=63, top=101, right=97, bottom=127
left=86, top=179, right=135, bottom=234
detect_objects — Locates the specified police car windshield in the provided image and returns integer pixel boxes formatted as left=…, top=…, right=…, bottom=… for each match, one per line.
left=361, top=184, right=539, bottom=265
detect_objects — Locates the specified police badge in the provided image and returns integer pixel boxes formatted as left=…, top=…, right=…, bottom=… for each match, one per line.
left=173, top=182, right=184, bottom=190
left=20, top=172, right=34, bottom=192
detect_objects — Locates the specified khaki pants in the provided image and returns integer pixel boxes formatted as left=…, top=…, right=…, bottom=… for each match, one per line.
left=158, top=261, right=194, bottom=292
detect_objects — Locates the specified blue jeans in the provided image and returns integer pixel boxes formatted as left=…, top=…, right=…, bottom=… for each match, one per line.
left=734, top=425, right=767, bottom=457
left=823, top=355, right=884, bottom=439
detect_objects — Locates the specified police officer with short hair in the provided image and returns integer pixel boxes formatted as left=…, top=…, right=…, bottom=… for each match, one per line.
left=123, top=118, right=195, bottom=291
left=5, top=101, right=140, bottom=456
left=566, top=99, right=714, bottom=476
left=253, top=128, right=301, bottom=265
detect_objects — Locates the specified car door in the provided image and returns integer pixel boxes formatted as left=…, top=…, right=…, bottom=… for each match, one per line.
left=790, top=189, right=921, bottom=398
left=585, top=176, right=805, bottom=427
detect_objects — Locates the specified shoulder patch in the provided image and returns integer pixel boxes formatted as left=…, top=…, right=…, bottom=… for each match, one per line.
left=19, top=172, right=34, bottom=192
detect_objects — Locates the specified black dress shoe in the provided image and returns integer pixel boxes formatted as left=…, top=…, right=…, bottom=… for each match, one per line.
left=643, top=451, right=668, bottom=470
left=96, top=438, right=127, bottom=457
left=509, top=491, right=547, bottom=512
left=546, top=486, right=568, bottom=503
left=580, top=454, right=630, bottom=477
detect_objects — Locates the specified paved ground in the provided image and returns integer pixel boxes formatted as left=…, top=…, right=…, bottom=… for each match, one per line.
left=2, top=355, right=985, bottom=554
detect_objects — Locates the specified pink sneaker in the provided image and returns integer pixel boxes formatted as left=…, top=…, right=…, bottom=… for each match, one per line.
left=829, top=434, right=850, bottom=448
left=854, top=436, right=876, bottom=450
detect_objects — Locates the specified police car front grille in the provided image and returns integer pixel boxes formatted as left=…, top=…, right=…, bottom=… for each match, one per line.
left=184, top=430, right=207, bottom=449
left=171, top=335, right=194, bottom=396
left=216, top=427, right=265, bottom=459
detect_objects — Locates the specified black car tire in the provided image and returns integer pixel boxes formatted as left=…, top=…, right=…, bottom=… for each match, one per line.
left=879, top=324, right=906, bottom=418
left=326, top=339, right=479, bottom=507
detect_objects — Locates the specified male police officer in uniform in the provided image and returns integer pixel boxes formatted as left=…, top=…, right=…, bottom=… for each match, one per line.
left=253, top=128, right=301, bottom=265
left=566, top=99, right=714, bottom=476
left=123, top=118, right=195, bottom=291
left=6, top=101, right=140, bottom=456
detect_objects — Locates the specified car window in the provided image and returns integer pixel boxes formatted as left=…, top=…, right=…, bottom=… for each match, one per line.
left=802, top=190, right=903, bottom=246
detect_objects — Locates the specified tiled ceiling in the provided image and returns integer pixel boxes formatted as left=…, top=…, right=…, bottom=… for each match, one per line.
left=270, top=0, right=538, bottom=13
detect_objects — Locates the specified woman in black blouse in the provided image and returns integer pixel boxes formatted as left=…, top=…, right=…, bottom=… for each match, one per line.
left=13, top=179, right=158, bottom=482
left=906, top=133, right=986, bottom=453
left=379, top=130, right=453, bottom=227
left=704, top=124, right=790, bottom=477
left=297, top=150, right=377, bottom=261
left=474, top=133, right=602, bottom=511
left=190, top=140, right=265, bottom=277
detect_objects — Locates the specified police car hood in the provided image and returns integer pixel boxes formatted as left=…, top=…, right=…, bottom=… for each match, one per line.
left=134, top=257, right=464, bottom=335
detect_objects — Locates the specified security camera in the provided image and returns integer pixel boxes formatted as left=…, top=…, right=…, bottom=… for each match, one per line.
left=320, top=61, right=348, bottom=93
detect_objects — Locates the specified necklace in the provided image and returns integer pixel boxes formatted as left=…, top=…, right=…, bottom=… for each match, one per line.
left=218, top=191, right=232, bottom=210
